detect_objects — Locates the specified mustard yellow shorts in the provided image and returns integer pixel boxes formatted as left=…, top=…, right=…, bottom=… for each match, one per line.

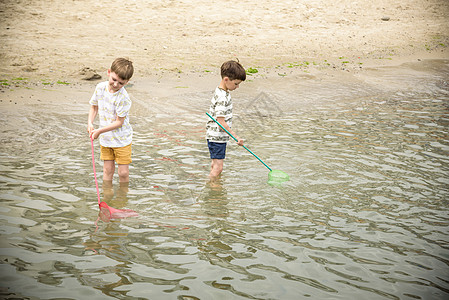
left=100, top=143, right=132, bottom=165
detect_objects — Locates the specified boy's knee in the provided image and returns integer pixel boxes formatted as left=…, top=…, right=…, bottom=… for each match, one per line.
left=103, top=163, right=114, bottom=174
left=118, top=169, right=129, bottom=177
left=118, top=165, right=129, bottom=182
left=210, top=160, right=223, bottom=177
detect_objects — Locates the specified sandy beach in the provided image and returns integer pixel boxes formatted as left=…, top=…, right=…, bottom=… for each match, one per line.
left=0, top=0, right=447, bottom=157
left=0, top=0, right=448, bottom=86
left=0, top=0, right=447, bottom=145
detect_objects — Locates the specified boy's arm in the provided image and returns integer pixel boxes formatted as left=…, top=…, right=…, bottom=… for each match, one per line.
left=216, top=117, right=244, bottom=146
left=87, top=105, right=98, bottom=135
left=91, top=116, right=125, bottom=140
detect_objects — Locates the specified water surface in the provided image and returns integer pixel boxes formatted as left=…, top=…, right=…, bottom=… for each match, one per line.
left=1, top=60, right=448, bottom=299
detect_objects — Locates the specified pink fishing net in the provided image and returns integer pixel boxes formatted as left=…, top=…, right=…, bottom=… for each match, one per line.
left=90, top=137, right=138, bottom=220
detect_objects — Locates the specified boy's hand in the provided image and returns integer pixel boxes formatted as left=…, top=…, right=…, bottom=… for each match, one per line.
left=90, top=129, right=101, bottom=140
left=87, top=123, right=94, bottom=135
left=236, top=137, right=244, bottom=146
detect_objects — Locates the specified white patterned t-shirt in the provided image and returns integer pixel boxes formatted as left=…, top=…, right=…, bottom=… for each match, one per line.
left=89, top=81, right=133, bottom=148
left=206, top=87, right=232, bottom=143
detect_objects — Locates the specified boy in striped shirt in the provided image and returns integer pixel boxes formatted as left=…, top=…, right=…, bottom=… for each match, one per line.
left=206, top=60, right=246, bottom=178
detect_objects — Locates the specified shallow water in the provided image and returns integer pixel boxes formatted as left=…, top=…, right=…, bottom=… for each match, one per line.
left=1, top=60, right=449, bottom=299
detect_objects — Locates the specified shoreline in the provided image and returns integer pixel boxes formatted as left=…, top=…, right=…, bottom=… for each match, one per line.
left=0, top=54, right=447, bottom=116
left=0, top=55, right=447, bottom=155
left=1, top=47, right=448, bottom=94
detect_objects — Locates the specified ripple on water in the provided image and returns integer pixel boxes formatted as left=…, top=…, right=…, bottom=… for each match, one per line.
left=1, top=62, right=449, bottom=299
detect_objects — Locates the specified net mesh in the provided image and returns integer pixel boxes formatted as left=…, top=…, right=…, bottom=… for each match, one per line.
left=268, top=170, right=289, bottom=184
left=99, top=201, right=138, bottom=220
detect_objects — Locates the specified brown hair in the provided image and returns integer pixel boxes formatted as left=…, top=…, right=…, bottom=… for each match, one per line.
left=110, top=58, right=134, bottom=80
left=221, top=60, right=246, bottom=81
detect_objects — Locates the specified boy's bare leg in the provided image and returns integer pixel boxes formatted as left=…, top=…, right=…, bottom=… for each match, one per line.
left=103, top=160, right=115, bottom=181
left=114, top=181, right=129, bottom=206
left=117, top=164, right=130, bottom=183
left=102, top=180, right=114, bottom=200
left=209, top=159, right=224, bottom=178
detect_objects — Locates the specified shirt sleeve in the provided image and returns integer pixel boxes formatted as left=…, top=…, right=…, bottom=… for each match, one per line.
left=89, top=85, right=99, bottom=106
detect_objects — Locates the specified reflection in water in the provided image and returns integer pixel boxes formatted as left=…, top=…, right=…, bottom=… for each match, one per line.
left=102, top=181, right=130, bottom=209
left=0, top=60, right=448, bottom=299
left=200, top=178, right=229, bottom=218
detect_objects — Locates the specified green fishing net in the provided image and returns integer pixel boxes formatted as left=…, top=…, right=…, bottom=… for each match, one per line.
left=268, top=170, right=290, bottom=185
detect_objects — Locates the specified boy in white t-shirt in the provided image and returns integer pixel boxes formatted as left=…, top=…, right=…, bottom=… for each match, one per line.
left=87, top=58, right=134, bottom=183
left=206, top=60, right=246, bottom=178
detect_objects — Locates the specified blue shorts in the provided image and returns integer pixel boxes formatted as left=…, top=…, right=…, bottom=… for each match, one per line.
left=207, top=140, right=227, bottom=159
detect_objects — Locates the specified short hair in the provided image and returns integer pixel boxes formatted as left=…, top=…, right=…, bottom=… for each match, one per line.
left=221, top=60, right=246, bottom=81
left=110, top=58, right=134, bottom=80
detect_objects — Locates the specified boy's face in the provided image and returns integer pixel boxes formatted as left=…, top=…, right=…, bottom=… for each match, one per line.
left=107, top=70, right=128, bottom=93
left=223, top=77, right=242, bottom=91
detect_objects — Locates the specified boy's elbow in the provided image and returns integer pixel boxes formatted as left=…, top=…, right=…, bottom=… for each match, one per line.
left=117, top=116, right=126, bottom=126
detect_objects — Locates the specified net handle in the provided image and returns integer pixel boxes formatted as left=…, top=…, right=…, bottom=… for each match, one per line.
left=90, top=137, right=101, bottom=205
left=206, top=112, right=272, bottom=171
